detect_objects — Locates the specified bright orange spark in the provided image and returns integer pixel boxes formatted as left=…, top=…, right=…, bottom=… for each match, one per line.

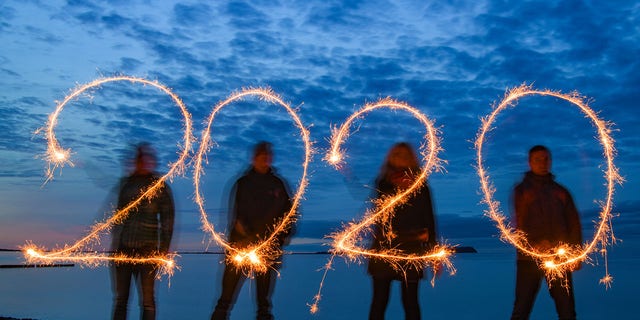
left=599, top=273, right=613, bottom=289
left=474, top=83, right=622, bottom=283
left=310, top=97, right=456, bottom=313
left=23, top=75, right=194, bottom=275
left=193, top=87, right=311, bottom=274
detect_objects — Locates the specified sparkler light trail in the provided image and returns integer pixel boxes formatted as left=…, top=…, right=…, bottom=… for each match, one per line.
left=309, top=97, right=455, bottom=313
left=193, top=87, right=311, bottom=274
left=474, top=84, right=622, bottom=287
left=23, top=76, right=194, bottom=276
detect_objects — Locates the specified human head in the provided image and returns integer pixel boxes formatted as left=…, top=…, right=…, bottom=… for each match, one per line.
left=134, top=142, right=157, bottom=174
left=385, top=142, right=419, bottom=170
left=528, top=145, right=551, bottom=176
left=252, top=141, right=273, bottom=174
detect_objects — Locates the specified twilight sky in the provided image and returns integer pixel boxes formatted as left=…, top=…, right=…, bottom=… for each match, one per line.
left=0, top=0, right=638, bottom=251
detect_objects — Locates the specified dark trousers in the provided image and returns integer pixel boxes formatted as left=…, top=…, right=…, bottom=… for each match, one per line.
left=369, top=277, right=421, bottom=320
left=510, top=260, right=576, bottom=320
left=112, top=263, right=157, bottom=320
left=211, top=264, right=276, bottom=320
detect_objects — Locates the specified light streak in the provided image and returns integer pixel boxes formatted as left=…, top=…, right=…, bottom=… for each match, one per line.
left=23, top=76, right=194, bottom=276
left=309, top=97, right=455, bottom=313
left=193, top=87, right=312, bottom=274
left=474, top=84, right=622, bottom=285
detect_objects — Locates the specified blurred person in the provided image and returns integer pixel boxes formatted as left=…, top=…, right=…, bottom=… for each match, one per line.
left=510, top=145, right=583, bottom=320
left=367, top=142, right=438, bottom=320
left=111, top=143, right=175, bottom=320
left=211, top=141, right=294, bottom=320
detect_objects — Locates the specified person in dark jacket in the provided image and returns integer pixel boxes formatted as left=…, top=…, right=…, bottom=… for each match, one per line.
left=111, top=143, right=175, bottom=320
left=211, top=141, right=294, bottom=320
left=367, top=142, right=437, bottom=320
left=510, top=145, right=583, bottom=320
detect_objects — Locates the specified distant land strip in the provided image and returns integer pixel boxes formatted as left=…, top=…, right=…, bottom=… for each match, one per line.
left=0, top=263, right=74, bottom=269
left=0, top=246, right=477, bottom=263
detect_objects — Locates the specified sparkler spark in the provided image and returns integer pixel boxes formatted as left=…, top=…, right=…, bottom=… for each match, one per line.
left=193, top=87, right=311, bottom=274
left=474, top=84, right=622, bottom=284
left=23, top=76, right=194, bottom=275
left=310, top=98, right=455, bottom=313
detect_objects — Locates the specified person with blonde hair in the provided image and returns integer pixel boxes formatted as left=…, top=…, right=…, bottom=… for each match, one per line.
left=367, top=142, right=437, bottom=320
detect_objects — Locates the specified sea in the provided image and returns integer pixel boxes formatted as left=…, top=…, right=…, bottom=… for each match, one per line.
left=1, top=236, right=637, bottom=319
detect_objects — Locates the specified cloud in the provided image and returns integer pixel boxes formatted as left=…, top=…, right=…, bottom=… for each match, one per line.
left=0, top=67, right=19, bottom=77
left=0, top=98, right=47, bottom=153
left=172, top=3, right=214, bottom=27
left=304, top=0, right=371, bottom=31
left=229, top=31, right=291, bottom=60
left=118, top=57, right=143, bottom=72
left=225, top=1, right=271, bottom=30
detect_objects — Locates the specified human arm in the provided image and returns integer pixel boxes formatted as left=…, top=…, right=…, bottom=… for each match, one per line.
left=423, top=183, right=437, bottom=249
left=228, top=179, right=251, bottom=244
left=158, top=182, right=175, bottom=254
left=563, top=190, right=583, bottom=247
left=420, top=183, right=444, bottom=277
left=276, top=177, right=295, bottom=246
left=563, top=189, right=583, bottom=270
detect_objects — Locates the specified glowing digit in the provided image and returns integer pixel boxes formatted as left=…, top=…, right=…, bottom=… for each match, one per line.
left=192, top=87, right=312, bottom=274
left=475, top=84, right=622, bottom=286
left=23, top=76, right=193, bottom=276
left=310, top=97, right=455, bottom=313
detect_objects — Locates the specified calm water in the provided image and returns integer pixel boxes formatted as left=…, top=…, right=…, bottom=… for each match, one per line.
left=1, top=237, right=637, bottom=319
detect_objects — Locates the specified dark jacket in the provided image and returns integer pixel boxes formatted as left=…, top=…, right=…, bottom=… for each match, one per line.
left=513, top=171, right=583, bottom=261
left=367, top=176, right=437, bottom=281
left=112, top=173, right=174, bottom=256
left=228, top=167, right=294, bottom=249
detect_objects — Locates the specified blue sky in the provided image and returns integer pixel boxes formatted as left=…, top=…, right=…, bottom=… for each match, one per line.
left=0, top=0, right=638, bottom=251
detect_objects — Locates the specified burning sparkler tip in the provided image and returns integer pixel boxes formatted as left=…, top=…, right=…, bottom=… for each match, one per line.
left=248, top=251, right=261, bottom=265
left=328, top=154, right=341, bottom=164
left=54, top=151, right=67, bottom=161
